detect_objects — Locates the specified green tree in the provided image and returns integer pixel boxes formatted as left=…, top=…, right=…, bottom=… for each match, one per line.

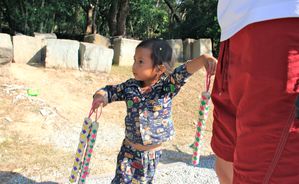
left=0, top=0, right=85, bottom=35
left=127, top=0, right=169, bottom=39
left=0, top=0, right=220, bottom=54
left=175, top=0, right=220, bottom=54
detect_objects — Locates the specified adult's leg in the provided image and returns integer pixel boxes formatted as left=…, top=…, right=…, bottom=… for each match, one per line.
left=211, top=40, right=236, bottom=184
left=215, top=156, right=233, bottom=184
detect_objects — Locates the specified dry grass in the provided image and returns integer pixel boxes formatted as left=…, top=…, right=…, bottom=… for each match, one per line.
left=0, top=63, right=215, bottom=182
left=0, top=134, right=72, bottom=180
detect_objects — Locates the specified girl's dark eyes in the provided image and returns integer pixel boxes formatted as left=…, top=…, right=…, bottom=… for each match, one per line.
left=133, top=59, right=144, bottom=64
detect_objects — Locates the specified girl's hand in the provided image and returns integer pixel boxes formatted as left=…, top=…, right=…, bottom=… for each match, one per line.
left=203, top=54, right=217, bottom=75
left=92, top=96, right=104, bottom=110
left=186, top=54, right=217, bottom=74
left=92, top=90, right=107, bottom=110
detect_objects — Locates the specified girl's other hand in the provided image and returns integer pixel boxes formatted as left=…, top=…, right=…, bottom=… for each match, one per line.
left=203, top=54, right=217, bottom=75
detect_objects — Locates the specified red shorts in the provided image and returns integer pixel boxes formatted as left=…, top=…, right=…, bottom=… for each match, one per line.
left=211, top=18, right=299, bottom=184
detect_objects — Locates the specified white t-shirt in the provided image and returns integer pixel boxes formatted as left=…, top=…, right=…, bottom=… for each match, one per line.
left=218, top=0, right=299, bottom=41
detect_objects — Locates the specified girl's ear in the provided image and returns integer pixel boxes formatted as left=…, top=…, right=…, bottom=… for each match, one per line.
left=156, top=65, right=166, bottom=74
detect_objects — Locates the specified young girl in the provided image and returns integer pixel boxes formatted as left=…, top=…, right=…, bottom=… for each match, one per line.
left=92, top=38, right=217, bottom=183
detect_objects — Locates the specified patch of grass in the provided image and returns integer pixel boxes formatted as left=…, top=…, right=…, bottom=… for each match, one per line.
left=0, top=132, right=72, bottom=180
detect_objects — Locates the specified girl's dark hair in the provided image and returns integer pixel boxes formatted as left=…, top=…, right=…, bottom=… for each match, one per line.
left=136, top=38, right=174, bottom=71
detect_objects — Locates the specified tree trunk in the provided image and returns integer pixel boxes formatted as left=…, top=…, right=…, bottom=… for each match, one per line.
left=92, top=0, right=99, bottom=34
left=164, top=0, right=181, bottom=23
left=108, top=0, right=118, bottom=36
left=85, top=4, right=94, bottom=34
left=50, top=13, right=56, bottom=33
left=129, top=20, right=134, bottom=37
left=156, top=0, right=160, bottom=7
left=116, top=0, right=129, bottom=36
left=39, top=0, right=45, bottom=32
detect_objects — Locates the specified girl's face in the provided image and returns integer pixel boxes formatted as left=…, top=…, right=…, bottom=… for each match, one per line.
left=132, top=47, right=159, bottom=86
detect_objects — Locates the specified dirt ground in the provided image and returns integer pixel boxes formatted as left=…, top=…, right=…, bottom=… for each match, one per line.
left=0, top=63, right=214, bottom=183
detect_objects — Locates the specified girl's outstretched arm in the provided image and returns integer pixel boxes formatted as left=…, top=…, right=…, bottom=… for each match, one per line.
left=186, top=54, right=217, bottom=75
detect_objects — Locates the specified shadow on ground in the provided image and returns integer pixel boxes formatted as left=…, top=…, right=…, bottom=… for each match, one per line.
left=160, top=149, right=215, bottom=169
left=0, top=171, right=58, bottom=184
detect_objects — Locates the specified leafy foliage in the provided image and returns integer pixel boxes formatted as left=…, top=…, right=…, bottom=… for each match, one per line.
left=0, top=0, right=220, bottom=54
left=127, top=0, right=169, bottom=39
